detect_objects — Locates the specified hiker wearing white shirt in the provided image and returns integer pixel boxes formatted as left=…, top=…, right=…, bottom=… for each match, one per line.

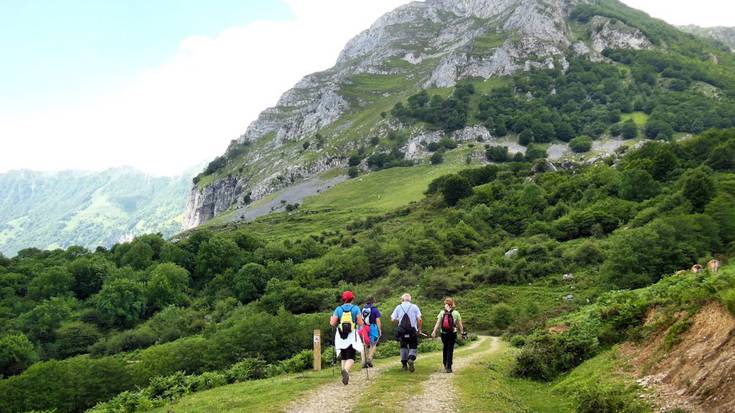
left=390, top=293, right=422, bottom=372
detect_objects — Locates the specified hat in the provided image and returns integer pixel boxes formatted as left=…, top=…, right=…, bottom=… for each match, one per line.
left=341, top=290, right=355, bottom=302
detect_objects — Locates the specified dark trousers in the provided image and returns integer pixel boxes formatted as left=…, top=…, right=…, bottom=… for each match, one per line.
left=441, top=332, right=457, bottom=368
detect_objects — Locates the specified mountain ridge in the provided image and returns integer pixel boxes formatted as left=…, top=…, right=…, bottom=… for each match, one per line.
left=184, top=0, right=734, bottom=229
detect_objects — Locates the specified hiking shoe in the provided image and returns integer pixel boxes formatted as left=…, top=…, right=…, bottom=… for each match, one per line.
left=341, top=369, right=349, bottom=385
left=408, top=359, right=415, bottom=373
left=361, top=362, right=368, bottom=369
left=402, top=361, right=408, bottom=370
left=367, top=358, right=374, bottom=368
left=446, top=367, right=453, bottom=373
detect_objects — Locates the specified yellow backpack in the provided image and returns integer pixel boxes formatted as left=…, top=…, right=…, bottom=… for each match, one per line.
left=338, top=304, right=355, bottom=339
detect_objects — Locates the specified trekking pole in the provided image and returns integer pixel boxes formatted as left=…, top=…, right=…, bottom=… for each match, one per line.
left=331, top=326, right=336, bottom=378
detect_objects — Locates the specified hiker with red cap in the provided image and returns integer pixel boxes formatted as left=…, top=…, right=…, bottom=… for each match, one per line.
left=330, top=290, right=364, bottom=385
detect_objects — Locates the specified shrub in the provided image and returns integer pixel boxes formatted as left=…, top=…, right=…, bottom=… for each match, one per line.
left=348, top=166, right=359, bottom=178
left=188, top=371, right=227, bottom=392
left=224, top=358, right=267, bottom=383
left=575, top=383, right=649, bottom=413
left=440, top=175, right=473, bottom=206
left=0, top=332, right=38, bottom=376
left=720, top=288, right=735, bottom=316
left=486, top=146, right=509, bottom=162
left=87, top=390, right=154, bottom=413
left=430, top=151, right=444, bottom=165
left=145, top=371, right=191, bottom=401
left=570, top=136, right=593, bottom=153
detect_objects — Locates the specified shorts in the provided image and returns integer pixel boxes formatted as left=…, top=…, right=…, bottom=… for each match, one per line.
left=339, top=345, right=356, bottom=361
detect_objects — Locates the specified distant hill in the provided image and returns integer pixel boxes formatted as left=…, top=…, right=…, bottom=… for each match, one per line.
left=0, top=167, right=197, bottom=256
left=679, top=24, right=735, bottom=50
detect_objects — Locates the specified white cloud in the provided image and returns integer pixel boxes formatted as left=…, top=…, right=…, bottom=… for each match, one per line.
left=0, top=0, right=410, bottom=176
left=622, top=0, right=734, bottom=27
left=1, top=0, right=732, bottom=176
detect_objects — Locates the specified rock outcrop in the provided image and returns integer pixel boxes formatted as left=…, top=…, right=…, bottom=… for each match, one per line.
left=185, top=0, right=661, bottom=229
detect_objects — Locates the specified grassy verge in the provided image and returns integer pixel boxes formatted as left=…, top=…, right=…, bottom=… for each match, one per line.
left=145, top=369, right=334, bottom=413
left=456, top=341, right=574, bottom=413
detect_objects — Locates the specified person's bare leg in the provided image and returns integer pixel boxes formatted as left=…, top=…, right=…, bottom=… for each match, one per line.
left=344, top=359, right=355, bottom=372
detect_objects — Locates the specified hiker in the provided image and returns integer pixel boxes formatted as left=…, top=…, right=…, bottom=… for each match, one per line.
left=390, top=293, right=422, bottom=372
left=431, top=297, right=466, bottom=373
left=330, top=290, right=364, bottom=385
left=359, top=296, right=382, bottom=368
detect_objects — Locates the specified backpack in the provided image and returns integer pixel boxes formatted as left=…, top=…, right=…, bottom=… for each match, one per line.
left=361, top=306, right=372, bottom=326
left=395, top=304, right=416, bottom=340
left=338, top=304, right=355, bottom=340
left=441, top=310, right=455, bottom=333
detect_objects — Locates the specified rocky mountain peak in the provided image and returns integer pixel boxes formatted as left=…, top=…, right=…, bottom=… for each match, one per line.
left=184, top=0, right=659, bottom=228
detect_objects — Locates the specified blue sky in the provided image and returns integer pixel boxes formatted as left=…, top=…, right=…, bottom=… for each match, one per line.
left=0, top=0, right=291, bottom=111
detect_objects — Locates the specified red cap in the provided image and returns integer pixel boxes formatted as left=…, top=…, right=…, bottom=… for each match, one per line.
left=341, top=290, right=355, bottom=302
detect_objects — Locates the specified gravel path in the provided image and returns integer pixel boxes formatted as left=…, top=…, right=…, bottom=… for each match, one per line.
left=283, top=356, right=384, bottom=413
left=227, top=175, right=347, bottom=223
left=285, top=336, right=496, bottom=413
left=402, top=336, right=499, bottom=413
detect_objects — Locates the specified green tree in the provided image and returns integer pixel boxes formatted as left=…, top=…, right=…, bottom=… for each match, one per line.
left=621, top=119, right=638, bottom=139
left=0, top=333, right=38, bottom=376
left=146, top=263, right=190, bottom=312
left=67, top=257, right=113, bottom=299
left=348, top=166, right=359, bottom=178
left=17, top=297, right=75, bottom=342
left=27, top=267, right=74, bottom=300
left=569, top=136, right=593, bottom=153
left=229, top=263, right=268, bottom=304
left=120, top=241, right=155, bottom=270
left=195, top=235, right=241, bottom=282
left=440, top=175, right=473, bottom=206
left=705, top=193, right=735, bottom=243
left=53, top=321, right=101, bottom=359
left=679, top=167, right=715, bottom=212
left=96, top=278, right=146, bottom=327
left=486, top=146, right=509, bottom=162
left=619, top=169, right=659, bottom=202
left=706, top=140, right=735, bottom=171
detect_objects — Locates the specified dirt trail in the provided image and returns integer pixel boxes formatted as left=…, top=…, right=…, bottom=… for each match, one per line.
left=285, top=336, right=496, bottom=413
left=283, top=352, right=386, bottom=413
left=402, top=336, right=499, bottom=413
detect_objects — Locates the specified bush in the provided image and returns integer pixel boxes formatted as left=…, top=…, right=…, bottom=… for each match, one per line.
left=514, top=328, right=599, bottom=381
left=88, top=390, right=154, bottom=413
left=224, top=358, right=267, bottom=383
left=575, top=383, right=649, bottom=413
left=145, top=371, right=191, bottom=401
left=486, top=146, right=509, bottom=162
left=348, top=166, right=359, bottom=178
left=720, top=288, right=735, bottom=316
left=440, top=175, right=473, bottom=206
left=570, top=136, right=593, bottom=153
left=188, top=371, right=227, bottom=392
left=0, top=333, right=38, bottom=376
left=430, top=151, right=444, bottom=165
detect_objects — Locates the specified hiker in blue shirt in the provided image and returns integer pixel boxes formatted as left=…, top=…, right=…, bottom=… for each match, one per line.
left=330, top=290, right=364, bottom=385
left=358, top=296, right=382, bottom=368
left=390, top=293, right=423, bottom=372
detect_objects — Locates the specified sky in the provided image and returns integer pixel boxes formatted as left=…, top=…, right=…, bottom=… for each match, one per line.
left=0, top=0, right=733, bottom=176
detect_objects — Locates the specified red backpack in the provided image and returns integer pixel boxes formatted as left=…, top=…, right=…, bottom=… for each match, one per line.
left=441, top=310, right=455, bottom=333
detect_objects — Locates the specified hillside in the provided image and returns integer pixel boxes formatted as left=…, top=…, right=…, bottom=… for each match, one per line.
left=186, top=0, right=735, bottom=228
left=1, top=125, right=734, bottom=412
left=679, top=24, right=735, bottom=50
left=0, top=167, right=196, bottom=257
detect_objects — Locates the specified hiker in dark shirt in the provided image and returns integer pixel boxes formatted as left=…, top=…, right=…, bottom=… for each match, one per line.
left=431, top=297, right=466, bottom=373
